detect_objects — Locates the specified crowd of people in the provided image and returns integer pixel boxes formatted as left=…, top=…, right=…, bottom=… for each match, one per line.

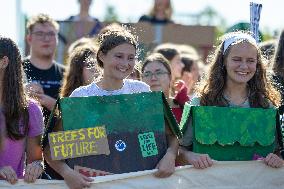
left=0, top=0, right=284, bottom=188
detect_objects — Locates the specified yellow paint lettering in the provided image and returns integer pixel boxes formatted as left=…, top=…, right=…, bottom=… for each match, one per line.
left=49, top=133, right=58, bottom=145
left=75, top=142, right=82, bottom=156
left=87, top=128, right=94, bottom=139
left=53, top=145, right=61, bottom=158
left=57, top=133, right=65, bottom=143
left=78, top=129, right=86, bottom=140
left=82, top=142, right=90, bottom=154
left=70, top=130, right=78, bottom=141
left=68, top=143, right=74, bottom=157
left=98, top=127, right=106, bottom=138
left=64, top=131, right=72, bottom=142
left=89, top=141, right=97, bottom=153
left=61, top=144, right=69, bottom=158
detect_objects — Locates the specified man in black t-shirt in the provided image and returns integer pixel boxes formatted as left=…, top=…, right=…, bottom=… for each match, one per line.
left=24, top=14, right=65, bottom=180
left=23, top=59, right=64, bottom=122
left=24, top=14, right=64, bottom=124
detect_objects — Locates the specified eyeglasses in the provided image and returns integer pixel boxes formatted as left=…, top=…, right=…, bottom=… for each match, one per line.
left=142, top=71, right=169, bottom=79
left=31, top=31, right=57, bottom=40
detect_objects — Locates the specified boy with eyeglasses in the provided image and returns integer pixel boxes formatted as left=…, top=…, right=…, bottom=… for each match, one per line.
left=23, top=13, right=65, bottom=180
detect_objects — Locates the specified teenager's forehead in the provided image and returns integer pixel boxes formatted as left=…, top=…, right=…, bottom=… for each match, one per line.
left=32, top=22, right=57, bottom=32
left=227, top=41, right=258, bottom=56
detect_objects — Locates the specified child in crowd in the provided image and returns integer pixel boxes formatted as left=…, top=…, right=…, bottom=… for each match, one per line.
left=60, top=45, right=101, bottom=97
left=153, top=43, right=188, bottom=109
left=141, top=53, right=184, bottom=123
left=180, top=54, right=200, bottom=98
left=0, top=36, right=44, bottom=184
left=43, top=25, right=178, bottom=189
left=178, top=32, right=283, bottom=169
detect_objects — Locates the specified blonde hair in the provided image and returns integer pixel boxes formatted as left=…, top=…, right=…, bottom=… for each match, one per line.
left=149, top=0, right=172, bottom=20
left=26, top=13, right=59, bottom=33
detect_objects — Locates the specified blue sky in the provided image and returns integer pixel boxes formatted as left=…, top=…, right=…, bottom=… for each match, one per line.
left=1, top=0, right=283, bottom=51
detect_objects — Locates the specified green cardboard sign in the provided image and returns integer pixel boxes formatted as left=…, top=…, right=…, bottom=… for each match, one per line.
left=181, top=104, right=276, bottom=161
left=51, top=91, right=181, bottom=174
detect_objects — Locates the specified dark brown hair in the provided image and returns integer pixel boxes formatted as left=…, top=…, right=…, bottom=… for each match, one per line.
left=198, top=32, right=280, bottom=108
left=153, top=43, right=179, bottom=62
left=142, top=53, right=171, bottom=77
left=181, top=54, right=196, bottom=74
left=273, top=29, right=284, bottom=78
left=97, top=24, right=138, bottom=68
left=0, top=36, right=29, bottom=140
left=60, top=45, right=99, bottom=97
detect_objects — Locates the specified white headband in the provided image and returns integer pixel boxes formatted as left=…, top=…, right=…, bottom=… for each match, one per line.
left=223, top=33, right=257, bottom=54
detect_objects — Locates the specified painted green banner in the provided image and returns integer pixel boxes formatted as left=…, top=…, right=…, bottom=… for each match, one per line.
left=53, top=91, right=180, bottom=174
left=181, top=105, right=276, bottom=161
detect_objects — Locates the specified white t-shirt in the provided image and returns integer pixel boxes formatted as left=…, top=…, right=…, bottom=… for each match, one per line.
left=70, top=79, right=150, bottom=97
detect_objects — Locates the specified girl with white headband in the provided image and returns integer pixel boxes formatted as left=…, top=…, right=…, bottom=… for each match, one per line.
left=177, top=31, right=283, bottom=169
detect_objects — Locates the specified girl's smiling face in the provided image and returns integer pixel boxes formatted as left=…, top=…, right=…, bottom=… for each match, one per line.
left=225, top=42, right=257, bottom=85
left=99, top=43, right=136, bottom=81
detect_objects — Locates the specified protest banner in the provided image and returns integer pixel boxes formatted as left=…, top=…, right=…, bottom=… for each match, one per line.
left=1, top=161, right=283, bottom=189
left=48, top=91, right=180, bottom=174
left=180, top=104, right=276, bottom=160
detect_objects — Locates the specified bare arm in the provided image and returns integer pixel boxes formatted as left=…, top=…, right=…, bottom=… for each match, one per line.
left=177, top=146, right=213, bottom=169
left=25, top=83, right=56, bottom=111
left=154, top=123, right=179, bottom=178
left=36, top=94, right=57, bottom=111
left=43, top=119, right=73, bottom=177
left=165, top=124, right=179, bottom=157
left=43, top=119, right=93, bottom=189
left=25, top=135, right=44, bottom=183
left=26, top=135, right=43, bottom=163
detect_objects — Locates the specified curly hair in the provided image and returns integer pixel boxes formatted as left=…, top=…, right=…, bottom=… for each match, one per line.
left=198, top=32, right=280, bottom=108
left=0, top=36, right=29, bottom=140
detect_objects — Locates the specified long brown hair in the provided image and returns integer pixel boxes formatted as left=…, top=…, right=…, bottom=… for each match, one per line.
left=198, top=32, right=280, bottom=108
left=60, top=45, right=99, bottom=97
left=272, top=29, right=284, bottom=78
left=0, top=36, right=29, bottom=140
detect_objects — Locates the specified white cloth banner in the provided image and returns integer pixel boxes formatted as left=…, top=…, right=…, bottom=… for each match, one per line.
left=0, top=161, right=283, bottom=189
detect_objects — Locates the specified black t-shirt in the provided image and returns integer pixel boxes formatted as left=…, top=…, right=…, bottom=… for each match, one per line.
left=138, top=15, right=173, bottom=24
left=23, top=59, right=65, bottom=124
left=23, top=58, right=65, bottom=180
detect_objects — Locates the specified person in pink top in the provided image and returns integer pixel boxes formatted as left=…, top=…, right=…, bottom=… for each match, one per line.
left=0, top=36, right=44, bottom=184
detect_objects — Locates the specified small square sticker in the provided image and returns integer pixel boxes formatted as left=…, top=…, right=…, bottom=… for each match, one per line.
left=138, top=132, right=158, bottom=157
